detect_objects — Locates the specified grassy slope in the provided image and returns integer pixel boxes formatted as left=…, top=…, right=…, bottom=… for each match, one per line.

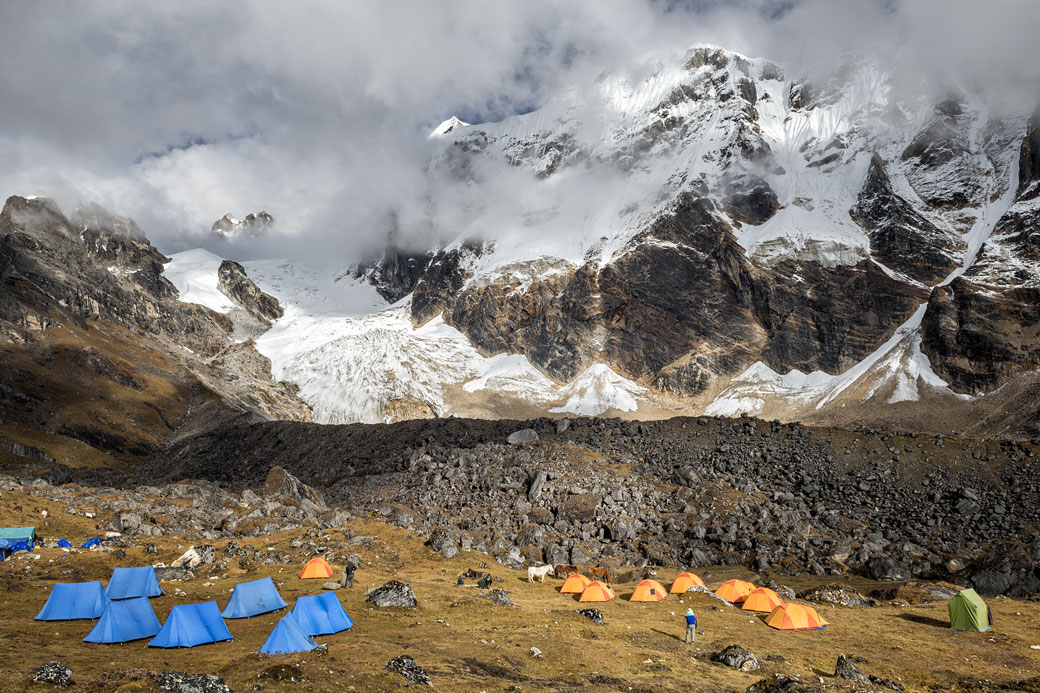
left=0, top=321, right=196, bottom=470
left=0, top=488, right=1038, bottom=692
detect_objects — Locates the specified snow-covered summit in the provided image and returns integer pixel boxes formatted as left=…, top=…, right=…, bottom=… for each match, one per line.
left=429, top=115, right=469, bottom=138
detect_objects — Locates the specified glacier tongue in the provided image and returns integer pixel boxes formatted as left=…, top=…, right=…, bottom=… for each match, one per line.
left=163, top=249, right=238, bottom=314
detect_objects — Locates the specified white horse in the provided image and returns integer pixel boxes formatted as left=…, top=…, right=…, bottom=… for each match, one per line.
left=528, top=564, right=554, bottom=582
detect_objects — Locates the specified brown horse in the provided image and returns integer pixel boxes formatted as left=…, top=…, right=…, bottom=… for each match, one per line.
left=588, top=566, right=612, bottom=583
left=554, top=564, right=579, bottom=577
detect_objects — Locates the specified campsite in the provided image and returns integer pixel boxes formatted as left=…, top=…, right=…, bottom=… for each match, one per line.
left=0, top=481, right=1038, bottom=692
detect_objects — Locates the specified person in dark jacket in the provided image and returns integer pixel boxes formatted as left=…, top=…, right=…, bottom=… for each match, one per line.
left=684, top=608, right=697, bottom=644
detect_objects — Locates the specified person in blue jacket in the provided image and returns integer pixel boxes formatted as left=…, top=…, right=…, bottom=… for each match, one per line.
left=684, top=608, right=697, bottom=644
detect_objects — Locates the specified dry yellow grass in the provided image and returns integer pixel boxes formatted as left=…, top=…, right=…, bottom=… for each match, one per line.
left=0, top=486, right=1037, bottom=692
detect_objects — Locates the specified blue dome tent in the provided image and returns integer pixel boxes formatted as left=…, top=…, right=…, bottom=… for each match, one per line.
left=291, top=592, right=353, bottom=636
left=84, top=597, right=161, bottom=643
left=222, top=576, right=287, bottom=618
left=35, top=582, right=111, bottom=621
left=259, top=612, right=318, bottom=655
left=149, top=601, right=234, bottom=648
left=106, top=566, right=163, bottom=600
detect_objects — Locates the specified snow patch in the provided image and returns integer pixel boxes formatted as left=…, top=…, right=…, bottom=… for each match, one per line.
left=550, top=364, right=646, bottom=416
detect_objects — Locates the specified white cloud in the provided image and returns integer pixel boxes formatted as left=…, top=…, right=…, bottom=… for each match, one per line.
left=0, top=1, right=1037, bottom=264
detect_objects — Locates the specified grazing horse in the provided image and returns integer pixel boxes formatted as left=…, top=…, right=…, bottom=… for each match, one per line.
left=528, top=564, right=554, bottom=583
left=588, top=566, right=612, bottom=583
left=461, top=568, right=491, bottom=582
left=554, top=564, right=579, bottom=578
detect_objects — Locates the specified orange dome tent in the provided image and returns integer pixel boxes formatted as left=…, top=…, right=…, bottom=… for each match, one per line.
left=629, top=579, right=668, bottom=602
left=715, top=579, right=755, bottom=603
left=578, top=580, right=615, bottom=602
left=742, top=587, right=784, bottom=613
left=299, top=557, right=333, bottom=579
left=765, top=603, right=829, bottom=630
left=669, top=572, right=705, bottom=594
left=560, top=574, right=592, bottom=594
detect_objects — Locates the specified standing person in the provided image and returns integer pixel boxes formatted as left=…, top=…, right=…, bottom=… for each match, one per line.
left=340, top=561, right=355, bottom=588
left=684, top=608, right=697, bottom=644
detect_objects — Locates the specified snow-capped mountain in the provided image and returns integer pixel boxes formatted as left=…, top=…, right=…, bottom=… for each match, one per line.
left=212, top=211, right=274, bottom=239
left=158, top=45, right=1040, bottom=432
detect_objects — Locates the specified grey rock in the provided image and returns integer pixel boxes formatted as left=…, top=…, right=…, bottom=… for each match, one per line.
left=155, top=566, right=196, bottom=582
left=368, top=580, right=417, bottom=608
left=556, top=418, right=571, bottom=434
left=575, top=608, right=605, bottom=625
left=495, top=546, right=525, bottom=569
left=264, top=465, right=326, bottom=510
left=478, top=588, right=514, bottom=606
left=796, top=584, right=874, bottom=608
left=711, top=644, right=760, bottom=671
left=834, top=654, right=868, bottom=683
left=428, top=530, right=458, bottom=559
left=385, top=655, right=432, bottom=687
left=528, top=470, right=548, bottom=501
left=32, top=661, right=72, bottom=688
left=322, top=582, right=341, bottom=590
left=155, top=671, right=232, bottom=693
left=508, top=428, right=538, bottom=445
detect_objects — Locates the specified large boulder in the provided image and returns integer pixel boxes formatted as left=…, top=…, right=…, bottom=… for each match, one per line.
left=428, top=530, right=458, bottom=559
left=711, top=644, right=760, bottom=672
left=508, top=428, right=538, bottom=445
left=368, top=581, right=417, bottom=608
left=264, top=466, right=327, bottom=510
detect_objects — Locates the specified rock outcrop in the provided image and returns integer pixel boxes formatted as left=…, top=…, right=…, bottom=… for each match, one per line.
left=217, top=260, right=283, bottom=323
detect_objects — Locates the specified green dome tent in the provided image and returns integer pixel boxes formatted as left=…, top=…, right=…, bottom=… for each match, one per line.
left=949, top=588, right=989, bottom=631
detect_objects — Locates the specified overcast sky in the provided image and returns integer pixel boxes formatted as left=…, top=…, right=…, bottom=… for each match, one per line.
left=1, top=0, right=1037, bottom=263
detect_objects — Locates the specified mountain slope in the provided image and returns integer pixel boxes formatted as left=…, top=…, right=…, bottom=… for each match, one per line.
left=0, top=195, right=310, bottom=468
left=163, top=45, right=1038, bottom=433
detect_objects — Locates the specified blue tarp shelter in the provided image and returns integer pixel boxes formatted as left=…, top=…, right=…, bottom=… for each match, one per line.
left=80, top=537, right=103, bottom=549
left=84, top=597, right=161, bottom=643
left=0, top=526, right=36, bottom=547
left=56, top=539, right=72, bottom=548
left=291, top=592, right=353, bottom=636
left=10, top=540, right=30, bottom=553
left=148, top=601, right=233, bottom=648
left=222, top=577, right=287, bottom=618
left=35, top=582, right=111, bottom=621
left=260, top=612, right=317, bottom=655
left=106, top=566, right=163, bottom=600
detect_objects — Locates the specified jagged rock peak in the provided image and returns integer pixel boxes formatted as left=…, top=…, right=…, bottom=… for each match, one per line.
left=212, top=211, right=273, bottom=238
left=217, top=259, right=283, bottom=323
left=429, top=115, right=469, bottom=138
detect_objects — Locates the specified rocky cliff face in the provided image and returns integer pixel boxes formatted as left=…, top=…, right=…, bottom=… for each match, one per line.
left=921, top=107, right=1040, bottom=394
